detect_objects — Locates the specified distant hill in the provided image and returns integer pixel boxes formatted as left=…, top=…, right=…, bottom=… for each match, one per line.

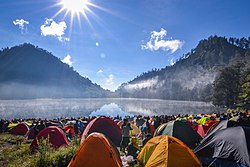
left=0, top=43, right=109, bottom=99
left=116, top=36, right=250, bottom=101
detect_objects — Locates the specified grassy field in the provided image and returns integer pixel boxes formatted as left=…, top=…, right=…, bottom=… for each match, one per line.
left=0, top=133, right=140, bottom=167
left=0, top=133, right=78, bottom=167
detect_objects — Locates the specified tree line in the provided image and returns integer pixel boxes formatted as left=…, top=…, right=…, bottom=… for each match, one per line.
left=212, top=61, right=250, bottom=111
left=228, top=37, right=250, bottom=49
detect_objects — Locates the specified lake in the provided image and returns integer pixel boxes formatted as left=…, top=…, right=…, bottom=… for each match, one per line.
left=0, top=98, right=218, bottom=119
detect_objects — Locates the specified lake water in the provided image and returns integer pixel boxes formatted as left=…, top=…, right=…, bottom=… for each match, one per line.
left=0, top=98, right=217, bottom=119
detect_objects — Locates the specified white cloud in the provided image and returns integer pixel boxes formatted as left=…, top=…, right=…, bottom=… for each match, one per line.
left=105, top=74, right=114, bottom=86
left=61, top=54, right=72, bottom=66
left=97, top=69, right=103, bottom=74
left=101, top=74, right=118, bottom=91
left=40, top=18, right=69, bottom=42
left=141, top=28, right=183, bottom=53
left=13, top=19, right=29, bottom=32
left=169, top=58, right=175, bottom=66
left=125, top=77, right=159, bottom=90
left=58, top=36, right=70, bottom=42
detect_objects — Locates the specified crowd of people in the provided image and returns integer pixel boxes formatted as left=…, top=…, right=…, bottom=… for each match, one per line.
left=0, top=110, right=249, bottom=165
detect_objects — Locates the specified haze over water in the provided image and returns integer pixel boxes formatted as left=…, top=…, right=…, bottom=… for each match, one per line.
left=0, top=98, right=217, bottom=119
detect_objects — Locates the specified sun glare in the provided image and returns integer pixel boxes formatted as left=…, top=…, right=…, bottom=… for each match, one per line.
left=53, top=0, right=111, bottom=35
left=60, top=0, right=89, bottom=14
left=53, top=0, right=97, bottom=31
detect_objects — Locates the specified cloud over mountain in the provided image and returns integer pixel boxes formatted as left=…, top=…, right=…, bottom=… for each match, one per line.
left=142, top=28, right=183, bottom=53
left=13, top=19, right=29, bottom=33
left=40, top=18, right=69, bottom=42
left=61, top=54, right=72, bottom=66
left=124, top=77, right=159, bottom=91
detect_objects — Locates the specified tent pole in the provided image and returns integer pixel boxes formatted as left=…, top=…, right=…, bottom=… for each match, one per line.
left=208, top=158, right=217, bottom=167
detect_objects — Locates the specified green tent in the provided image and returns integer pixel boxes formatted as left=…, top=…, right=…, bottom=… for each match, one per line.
left=154, top=120, right=202, bottom=149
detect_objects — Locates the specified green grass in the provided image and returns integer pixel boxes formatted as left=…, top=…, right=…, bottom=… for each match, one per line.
left=0, top=134, right=78, bottom=167
left=0, top=134, right=142, bottom=167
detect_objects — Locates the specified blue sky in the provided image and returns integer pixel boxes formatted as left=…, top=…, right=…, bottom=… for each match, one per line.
left=0, top=0, right=249, bottom=91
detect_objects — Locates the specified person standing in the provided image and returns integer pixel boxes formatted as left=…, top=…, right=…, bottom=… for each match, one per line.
left=120, top=121, right=132, bottom=152
left=35, top=120, right=46, bottom=135
left=74, top=120, right=79, bottom=137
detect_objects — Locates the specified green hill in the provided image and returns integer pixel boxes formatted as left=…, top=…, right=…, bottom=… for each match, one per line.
left=116, top=36, right=250, bottom=101
left=0, top=43, right=109, bottom=99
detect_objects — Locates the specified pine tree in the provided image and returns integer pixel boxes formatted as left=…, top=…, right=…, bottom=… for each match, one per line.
left=238, top=69, right=250, bottom=110
left=213, top=64, right=243, bottom=108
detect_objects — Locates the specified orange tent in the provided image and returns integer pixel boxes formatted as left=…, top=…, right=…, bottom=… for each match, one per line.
left=137, top=135, right=202, bottom=167
left=68, top=132, right=122, bottom=167
left=64, top=125, right=75, bottom=136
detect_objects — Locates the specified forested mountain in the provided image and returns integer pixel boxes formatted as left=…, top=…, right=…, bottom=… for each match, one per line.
left=1, top=36, right=249, bottom=101
left=116, top=36, right=250, bottom=101
left=0, top=43, right=109, bottom=99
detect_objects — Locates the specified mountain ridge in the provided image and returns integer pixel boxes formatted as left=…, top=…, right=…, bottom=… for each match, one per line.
left=0, top=36, right=249, bottom=100
left=0, top=43, right=109, bottom=99
left=115, top=36, right=250, bottom=101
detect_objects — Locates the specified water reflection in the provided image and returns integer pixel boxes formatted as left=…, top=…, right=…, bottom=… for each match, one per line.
left=89, top=103, right=133, bottom=118
left=0, top=98, right=217, bottom=119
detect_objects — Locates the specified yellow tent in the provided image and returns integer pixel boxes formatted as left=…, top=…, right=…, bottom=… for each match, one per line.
left=197, top=117, right=211, bottom=125
left=137, top=135, right=202, bottom=167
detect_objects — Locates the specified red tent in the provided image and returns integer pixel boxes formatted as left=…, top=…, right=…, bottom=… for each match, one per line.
left=9, top=122, right=29, bottom=135
left=30, top=126, right=69, bottom=151
left=81, top=117, right=122, bottom=146
left=191, top=124, right=211, bottom=138
left=204, top=119, right=219, bottom=127
left=26, top=126, right=35, bottom=139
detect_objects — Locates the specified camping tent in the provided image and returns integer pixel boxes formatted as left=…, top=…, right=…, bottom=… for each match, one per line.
left=204, top=120, right=238, bottom=140
left=197, top=117, right=211, bottom=125
left=137, top=135, right=202, bottom=167
left=81, top=116, right=122, bottom=146
left=194, top=126, right=250, bottom=167
left=9, top=122, right=29, bottom=135
left=30, top=126, right=69, bottom=151
left=26, top=126, right=36, bottom=139
left=68, top=132, right=122, bottom=167
left=191, top=124, right=212, bottom=138
left=154, top=120, right=202, bottom=149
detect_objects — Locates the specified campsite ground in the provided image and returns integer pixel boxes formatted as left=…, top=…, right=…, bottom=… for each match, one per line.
left=0, top=134, right=35, bottom=167
left=0, top=134, right=140, bottom=167
left=0, top=133, right=78, bottom=167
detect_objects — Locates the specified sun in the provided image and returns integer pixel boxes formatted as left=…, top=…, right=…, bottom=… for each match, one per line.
left=54, top=0, right=96, bottom=27
left=60, top=0, right=89, bottom=15
left=53, top=0, right=110, bottom=33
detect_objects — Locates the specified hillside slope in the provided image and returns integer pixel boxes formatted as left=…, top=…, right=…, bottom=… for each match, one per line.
left=0, top=43, right=109, bottom=99
left=116, top=36, right=249, bottom=101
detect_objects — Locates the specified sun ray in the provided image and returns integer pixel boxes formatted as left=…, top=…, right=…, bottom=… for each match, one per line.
left=62, top=10, right=70, bottom=20
left=55, top=0, right=94, bottom=27
left=69, top=12, right=75, bottom=36
left=52, top=0, right=121, bottom=42
left=52, top=8, right=65, bottom=19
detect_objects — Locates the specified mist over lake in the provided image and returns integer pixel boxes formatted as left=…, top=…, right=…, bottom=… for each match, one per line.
left=0, top=98, right=217, bottom=119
